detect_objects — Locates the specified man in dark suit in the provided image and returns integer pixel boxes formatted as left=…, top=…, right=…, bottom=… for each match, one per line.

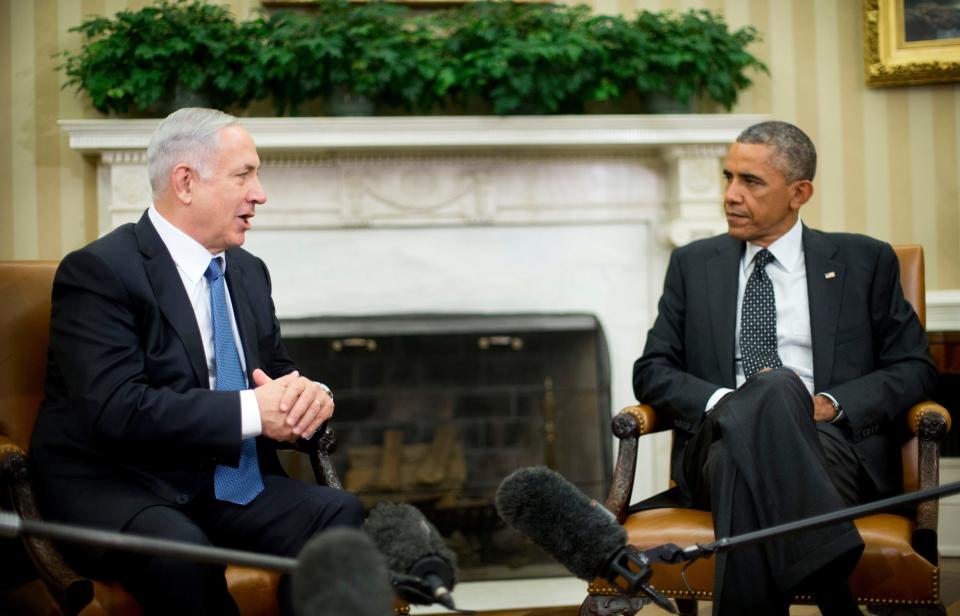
left=632, top=121, right=937, bottom=614
left=30, top=108, right=363, bottom=615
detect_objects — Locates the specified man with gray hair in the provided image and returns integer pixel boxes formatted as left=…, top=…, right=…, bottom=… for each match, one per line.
left=30, top=108, right=363, bottom=615
left=632, top=121, right=936, bottom=613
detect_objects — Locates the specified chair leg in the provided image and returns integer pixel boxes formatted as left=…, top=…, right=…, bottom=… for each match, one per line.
left=580, top=594, right=649, bottom=616
left=673, top=598, right=698, bottom=615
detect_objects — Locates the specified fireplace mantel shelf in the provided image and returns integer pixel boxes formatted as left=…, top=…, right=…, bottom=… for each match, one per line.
left=60, top=114, right=768, bottom=151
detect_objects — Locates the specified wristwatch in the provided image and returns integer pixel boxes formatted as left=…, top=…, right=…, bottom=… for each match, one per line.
left=818, top=392, right=844, bottom=423
left=315, top=382, right=334, bottom=401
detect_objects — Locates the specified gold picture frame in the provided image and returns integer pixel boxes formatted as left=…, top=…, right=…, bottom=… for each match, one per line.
left=862, top=0, right=960, bottom=86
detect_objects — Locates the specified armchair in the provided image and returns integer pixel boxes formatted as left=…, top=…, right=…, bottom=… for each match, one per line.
left=582, top=245, right=952, bottom=615
left=0, top=260, right=345, bottom=616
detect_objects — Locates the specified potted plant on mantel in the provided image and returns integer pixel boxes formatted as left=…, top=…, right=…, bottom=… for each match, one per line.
left=58, top=1, right=264, bottom=115
left=58, top=0, right=767, bottom=117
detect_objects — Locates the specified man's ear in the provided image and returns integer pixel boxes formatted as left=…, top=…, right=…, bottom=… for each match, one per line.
left=790, top=180, right=814, bottom=210
left=170, top=164, right=195, bottom=204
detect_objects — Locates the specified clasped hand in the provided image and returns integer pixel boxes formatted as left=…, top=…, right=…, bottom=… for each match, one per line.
left=251, top=369, right=333, bottom=442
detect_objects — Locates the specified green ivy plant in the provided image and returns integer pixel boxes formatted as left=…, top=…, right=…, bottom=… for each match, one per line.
left=635, top=9, right=766, bottom=111
left=59, top=0, right=262, bottom=114
left=58, top=0, right=767, bottom=116
left=314, top=0, right=448, bottom=113
left=442, top=2, right=605, bottom=115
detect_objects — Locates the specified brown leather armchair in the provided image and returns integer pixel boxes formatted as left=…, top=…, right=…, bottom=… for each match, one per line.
left=0, top=260, right=345, bottom=616
left=582, top=245, right=953, bottom=616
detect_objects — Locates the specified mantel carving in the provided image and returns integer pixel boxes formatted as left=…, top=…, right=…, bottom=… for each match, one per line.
left=60, top=115, right=766, bottom=243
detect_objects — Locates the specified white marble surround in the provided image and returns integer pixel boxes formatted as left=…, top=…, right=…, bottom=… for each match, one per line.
left=60, top=114, right=960, bottom=608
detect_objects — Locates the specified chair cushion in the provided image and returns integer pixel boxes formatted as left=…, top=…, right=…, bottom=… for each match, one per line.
left=587, top=509, right=940, bottom=605
left=78, top=567, right=280, bottom=616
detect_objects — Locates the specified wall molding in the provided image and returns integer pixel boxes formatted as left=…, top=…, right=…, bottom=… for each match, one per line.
left=927, top=290, right=960, bottom=332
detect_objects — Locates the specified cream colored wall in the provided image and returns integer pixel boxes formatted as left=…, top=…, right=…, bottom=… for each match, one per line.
left=1, top=0, right=958, bottom=289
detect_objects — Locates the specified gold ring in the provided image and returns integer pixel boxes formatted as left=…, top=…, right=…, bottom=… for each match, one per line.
left=313, top=399, right=322, bottom=406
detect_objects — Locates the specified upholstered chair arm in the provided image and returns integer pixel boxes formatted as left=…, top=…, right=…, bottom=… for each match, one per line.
left=0, top=441, right=93, bottom=616
left=605, top=405, right=666, bottom=522
left=276, top=422, right=343, bottom=489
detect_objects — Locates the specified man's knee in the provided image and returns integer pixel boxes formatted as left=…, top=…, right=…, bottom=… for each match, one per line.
left=749, top=367, right=805, bottom=392
left=323, top=489, right=364, bottom=528
left=737, top=368, right=812, bottom=421
left=292, top=487, right=365, bottom=545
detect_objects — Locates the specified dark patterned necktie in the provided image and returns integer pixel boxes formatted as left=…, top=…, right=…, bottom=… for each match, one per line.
left=740, top=248, right=783, bottom=377
left=205, top=257, right=264, bottom=505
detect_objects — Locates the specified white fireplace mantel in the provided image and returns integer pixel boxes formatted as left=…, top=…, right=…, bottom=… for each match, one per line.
left=61, top=114, right=767, bottom=249
left=61, top=114, right=769, bottom=151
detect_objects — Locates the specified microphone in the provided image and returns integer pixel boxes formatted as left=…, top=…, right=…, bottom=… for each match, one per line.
left=494, top=466, right=677, bottom=613
left=362, top=502, right=459, bottom=611
left=293, top=527, right=394, bottom=616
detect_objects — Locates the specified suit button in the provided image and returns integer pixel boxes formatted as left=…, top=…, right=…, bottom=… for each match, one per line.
left=175, top=494, right=189, bottom=505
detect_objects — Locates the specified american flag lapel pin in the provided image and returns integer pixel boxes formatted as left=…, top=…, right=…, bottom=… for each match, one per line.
left=824, top=271, right=836, bottom=279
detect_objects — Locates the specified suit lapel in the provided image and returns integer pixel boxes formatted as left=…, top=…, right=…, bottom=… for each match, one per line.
left=136, top=212, right=209, bottom=386
left=803, top=226, right=844, bottom=392
left=224, top=252, right=260, bottom=382
left=706, top=237, right=742, bottom=388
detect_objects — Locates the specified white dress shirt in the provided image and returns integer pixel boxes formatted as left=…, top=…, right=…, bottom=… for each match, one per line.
left=148, top=206, right=262, bottom=439
left=705, top=218, right=827, bottom=412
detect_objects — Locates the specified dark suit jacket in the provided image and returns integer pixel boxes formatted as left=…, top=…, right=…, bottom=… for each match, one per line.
left=30, top=211, right=297, bottom=533
left=634, top=225, right=937, bottom=498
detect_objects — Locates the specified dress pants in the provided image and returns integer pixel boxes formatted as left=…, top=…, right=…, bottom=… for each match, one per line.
left=680, top=369, right=868, bottom=615
left=67, top=474, right=364, bottom=616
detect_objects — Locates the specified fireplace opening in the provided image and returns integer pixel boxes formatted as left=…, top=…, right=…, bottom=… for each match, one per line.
left=277, top=314, right=612, bottom=581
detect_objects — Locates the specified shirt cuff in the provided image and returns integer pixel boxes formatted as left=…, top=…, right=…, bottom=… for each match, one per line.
left=705, top=388, right=735, bottom=414
left=240, top=389, right=263, bottom=439
left=817, top=392, right=846, bottom=423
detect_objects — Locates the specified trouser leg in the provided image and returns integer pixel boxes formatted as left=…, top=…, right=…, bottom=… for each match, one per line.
left=104, top=505, right=238, bottom=616
left=200, top=475, right=365, bottom=616
left=681, top=369, right=865, bottom=613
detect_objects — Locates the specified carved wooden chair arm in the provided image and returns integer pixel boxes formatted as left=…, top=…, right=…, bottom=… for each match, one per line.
left=903, top=400, right=952, bottom=561
left=275, top=422, right=343, bottom=489
left=604, top=404, right=665, bottom=522
left=0, top=441, right=93, bottom=616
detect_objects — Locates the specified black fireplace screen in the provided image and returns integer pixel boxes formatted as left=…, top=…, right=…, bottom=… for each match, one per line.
left=279, top=314, right=612, bottom=581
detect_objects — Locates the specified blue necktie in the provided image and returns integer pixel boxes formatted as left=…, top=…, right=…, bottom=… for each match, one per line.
left=740, top=248, right=783, bottom=378
left=205, top=257, right=264, bottom=505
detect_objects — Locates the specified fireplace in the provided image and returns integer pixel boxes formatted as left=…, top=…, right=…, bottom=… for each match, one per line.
left=278, top=313, right=611, bottom=579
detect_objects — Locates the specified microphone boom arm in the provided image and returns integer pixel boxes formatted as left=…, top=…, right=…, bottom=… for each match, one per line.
left=0, top=511, right=298, bottom=573
left=643, top=480, right=960, bottom=566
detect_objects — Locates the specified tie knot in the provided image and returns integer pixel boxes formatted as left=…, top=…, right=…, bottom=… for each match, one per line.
left=754, top=249, right=775, bottom=269
left=204, top=257, right=224, bottom=282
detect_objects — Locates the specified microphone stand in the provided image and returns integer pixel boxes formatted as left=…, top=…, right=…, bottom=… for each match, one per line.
left=642, top=480, right=960, bottom=566
left=0, top=510, right=298, bottom=573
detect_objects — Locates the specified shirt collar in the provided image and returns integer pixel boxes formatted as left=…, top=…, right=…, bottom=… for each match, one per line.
left=743, top=217, right=803, bottom=273
left=148, top=205, right=226, bottom=284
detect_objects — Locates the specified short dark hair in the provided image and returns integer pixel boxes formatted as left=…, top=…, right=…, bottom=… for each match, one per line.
left=736, top=121, right=817, bottom=182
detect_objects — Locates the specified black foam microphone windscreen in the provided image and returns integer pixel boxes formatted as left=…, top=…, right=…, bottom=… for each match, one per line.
left=495, top=465, right=627, bottom=580
left=293, top=527, right=394, bottom=616
left=363, top=502, right=458, bottom=608
left=495, top=466, right=676, bottom=613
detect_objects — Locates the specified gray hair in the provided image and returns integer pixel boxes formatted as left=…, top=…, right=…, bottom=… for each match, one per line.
left=736, top=121, right=817, bottom=182
left=147, top=107, right=238, bottom=200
